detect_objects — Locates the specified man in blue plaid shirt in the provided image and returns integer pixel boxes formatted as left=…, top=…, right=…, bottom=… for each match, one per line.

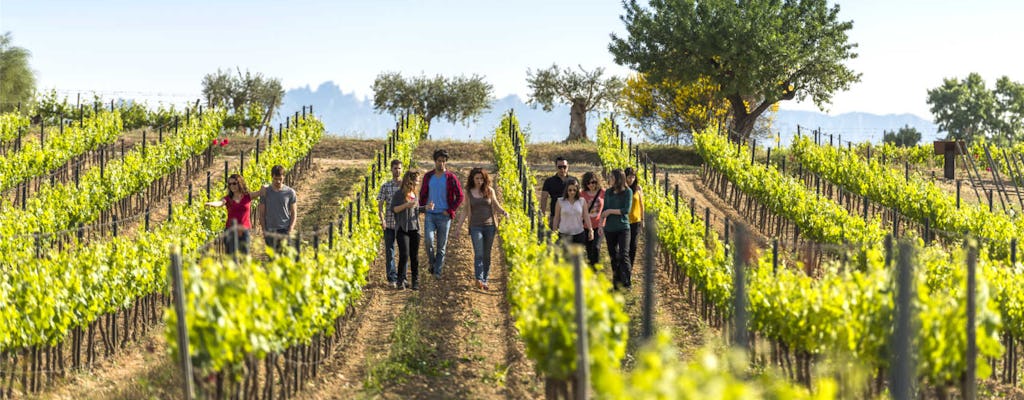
left=377, top=159, right=403, bottom=288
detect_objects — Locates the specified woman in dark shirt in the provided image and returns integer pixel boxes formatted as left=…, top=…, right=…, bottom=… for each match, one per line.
left=460, top=168, right=508, bottom=290
left=392, top=171, right=430, bottom=290
left=601, top=169, right=633, bottom=290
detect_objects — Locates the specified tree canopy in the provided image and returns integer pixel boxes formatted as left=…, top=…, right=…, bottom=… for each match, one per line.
left=0, top=32, right=36, bottom=113
left=883, top=125, right=922, bottom=147
left=619, top=73, right=728, bottom=144
left=202, top=68, right=284, bottom=133
left=927, top=73, right=1024, bottom=144
left=371, top=72, right=492, bottom=138
left=526, top=64, right=622, bottom=142
left=609, top=0, right=860, bottom=142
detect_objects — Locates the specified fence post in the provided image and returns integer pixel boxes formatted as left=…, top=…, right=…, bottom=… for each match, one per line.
left=170, top=251, right=195, bottom=400
left=642, top=214, right=657, bottom=340
left=891, top=241, right=914, bottom=400
left=732, top=224, right=750, bottom=350
left=572, top=252, right=590, bottom=400
left=966, top=241, right=978, bottom=400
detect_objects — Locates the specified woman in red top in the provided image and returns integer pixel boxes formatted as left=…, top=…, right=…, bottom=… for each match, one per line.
left=205, top=174, right=264, bottom=254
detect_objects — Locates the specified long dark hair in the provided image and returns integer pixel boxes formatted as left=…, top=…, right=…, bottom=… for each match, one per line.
left=624, top=167, right=640, bottom=193
left=400, top=171, right=419, bottom=195
left=610, top=169, right=627, bottom=194
left=467, top=167, right=494, bottom=199
left=582, top=171, right=601, bottom=193
left=226, top=173, right=249, bottom=197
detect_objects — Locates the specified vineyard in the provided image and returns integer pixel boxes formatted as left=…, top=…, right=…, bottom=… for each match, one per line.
left=1, top=101, right=1023, bottom=400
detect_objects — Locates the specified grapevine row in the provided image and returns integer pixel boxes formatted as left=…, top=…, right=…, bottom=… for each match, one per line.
left=164, top=115, right=425, bottom=398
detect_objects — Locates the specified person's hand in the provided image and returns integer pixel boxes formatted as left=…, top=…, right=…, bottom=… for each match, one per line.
left=427, top=201, right=435, bottom=211
left=587, top=229, right=594, bottom=241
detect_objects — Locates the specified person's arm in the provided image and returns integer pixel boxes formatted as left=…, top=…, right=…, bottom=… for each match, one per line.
left=418, top=174, right=430, bottom=207
left=491, top=189, right=507, bottom=216
left=377, top=186, right=388, bottom=229
left=288, top=192, right=298, bottom=232
left=205, top=200, right=225, bottom=207
left=250, top=186, right=266, bottom=200
left=583, top=201, right=594, bottom=240
left=637, top=189, right=645, bottom=226
left=552, top=201, right=562, bottom=231
left=460, top=192, right=473, bottom=233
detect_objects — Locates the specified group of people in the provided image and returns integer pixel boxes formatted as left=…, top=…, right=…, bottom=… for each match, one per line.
left=205, top=165, right=299, bottom=255
left=205, top=152, right=643, bottom=293
left=543, top=157, right=644, bottom=290
left=377, top=149, right=508, bottom=291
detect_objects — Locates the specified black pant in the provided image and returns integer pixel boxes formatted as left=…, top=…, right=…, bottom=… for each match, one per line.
left=397, top=229, right=420, bottom=285
left=585, top=229, right=603, bottom=267
left=264, top=228, right=290, bottom=253
left=223, top=229, right=251, bottom=254
left=605, top=228, right=631, bottom=288
left=628, top=222, right=641, bottom=267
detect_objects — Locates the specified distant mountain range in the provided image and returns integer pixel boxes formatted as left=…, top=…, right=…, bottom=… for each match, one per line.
left=279, top=81, right=940, bottom=145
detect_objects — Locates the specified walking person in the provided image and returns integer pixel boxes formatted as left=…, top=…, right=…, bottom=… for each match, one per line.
left=393, top=171, right=430, bottom=290
left=552, top=178, right=593, bottom=248
left=205, top=173, right=263, bottom=254
left=419, top=149, right=464, bottom=280
left=580, top=171, right=605, bottom=267
left=624, top=167, right=645, bottom=269
left=539, top=157, right=577, bottom=229
left=459, top=167, right=508, bottom=290
left=601, top=169, right=633, bottom=290
left=262, top=165, right=298, bottom=254
left=377, top=160, right=403, bottom=288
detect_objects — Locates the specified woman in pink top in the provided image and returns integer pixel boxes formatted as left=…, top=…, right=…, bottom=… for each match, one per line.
left=580, top=171, right=605, bottom=268
left=205, top=173, right=264, bottom=254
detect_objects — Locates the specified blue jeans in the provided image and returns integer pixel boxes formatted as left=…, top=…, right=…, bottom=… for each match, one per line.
left=470, top=225, right=497, bottom=283
left=383, top=228, right=398, bottom=283
left=423, top=212, right=452, bottom=277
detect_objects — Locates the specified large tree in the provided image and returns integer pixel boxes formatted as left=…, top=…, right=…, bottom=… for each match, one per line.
left=619, top=73, right=729, bottom=144
left=526, top=64, right=622, bottom=142
left=371, top=72, right=493, bottom=138
left=202, top=68, right=284, bottom=134
left=926, top=73, right=999, bottom=144
left=883, top=125, right=922, bottom=147
left=609, top=0, right=860, bottom=142
left=0, top=32, right=36, bottom=113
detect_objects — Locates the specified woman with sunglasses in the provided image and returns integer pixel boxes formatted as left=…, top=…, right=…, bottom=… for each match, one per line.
left=205, top=173, right=264, bottom=254
left=392, top=171, right=432, bottom=290
left=580, top=171, right=604, bottom=267
left=553, top=178, right=594, bottom=249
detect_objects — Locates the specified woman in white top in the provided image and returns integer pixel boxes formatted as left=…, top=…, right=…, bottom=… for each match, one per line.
left=552, top=178, right=593, bottom=246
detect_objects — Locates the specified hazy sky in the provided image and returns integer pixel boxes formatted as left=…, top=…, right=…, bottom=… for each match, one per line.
left=2, top=0, right=1022, bottom=119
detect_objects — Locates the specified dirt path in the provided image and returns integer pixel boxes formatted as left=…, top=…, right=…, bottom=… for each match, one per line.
left=302, top=164, right=541, bottom=399
left=32, top=148, right=330, bottom=400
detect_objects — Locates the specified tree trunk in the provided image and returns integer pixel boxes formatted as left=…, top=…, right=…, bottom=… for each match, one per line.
left=726, top=94, right=771, bottom=143
left=566, top=100, right=588, bottom=142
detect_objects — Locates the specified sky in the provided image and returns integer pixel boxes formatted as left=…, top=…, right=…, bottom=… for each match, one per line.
left=1, top=0, right=1022, bottom=120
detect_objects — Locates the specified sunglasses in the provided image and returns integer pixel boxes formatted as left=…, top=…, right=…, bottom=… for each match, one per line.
left=557, top=165, right=568, bottom=169
left=228, top=181, right=238, bottom=186
left=588, top=181, right=598, bottom=184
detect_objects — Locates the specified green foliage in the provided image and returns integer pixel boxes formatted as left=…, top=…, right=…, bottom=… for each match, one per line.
left=927, top=73, right=999, bottom=143
left=609, top=0, right=860, bottom=141
left=790, top=136, right=1019, bottom=259
left=201, top=68, right=284, bottom=132
left=0, top=108, right=225, bottom=268
left=491, top=113, right=629, bottom=390
left=882, top=125, right=922, bottom=147
left=0, top=112, right=30, bottom=143
left=0, top=109, right=122, bottom=192
left=372, top=72, right=493, bottom=137
left=165, top=114, right=427, bottom=377
left=0, top=32, right=36, bottom=113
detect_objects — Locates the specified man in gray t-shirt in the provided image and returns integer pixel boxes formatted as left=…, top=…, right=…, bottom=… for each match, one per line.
left=262, top=165, right=298, bottom=252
